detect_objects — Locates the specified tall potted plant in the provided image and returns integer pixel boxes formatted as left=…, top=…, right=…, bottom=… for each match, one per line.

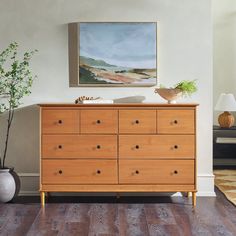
left=0, top=42, right=37, bottom=202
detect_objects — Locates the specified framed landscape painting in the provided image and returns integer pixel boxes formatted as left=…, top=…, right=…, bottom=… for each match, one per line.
left=68, top=22, right=157, bottom=87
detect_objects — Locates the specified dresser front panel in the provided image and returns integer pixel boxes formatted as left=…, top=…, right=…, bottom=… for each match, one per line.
left=119, top=110, right=156, bottom=134
left=42, top=159, right=118, bottom=184
left=119, top=135, right=195, bottom=159
left=42, top=109, right=79, bottom=134
left=119, top=160, right=194, bottom=184
left=157, top=110, right=195, bottom=134
left=80, top=110, right=118, bottom=134
left=42, top=135, right=117, bottom=159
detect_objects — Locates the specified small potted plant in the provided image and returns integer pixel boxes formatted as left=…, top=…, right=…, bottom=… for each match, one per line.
left=0, top=42, right=37, bottom=203
left=154, top=80, right=197, bottom=103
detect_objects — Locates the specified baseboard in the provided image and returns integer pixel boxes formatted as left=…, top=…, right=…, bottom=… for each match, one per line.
left=18, top=173, right=40, bottom=177
left=197, top=173, right=216, bottom=196
left=19, top=191, right=40, bottom=196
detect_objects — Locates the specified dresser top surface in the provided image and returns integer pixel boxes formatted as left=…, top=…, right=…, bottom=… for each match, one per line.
left=38, top=103, right=199, bottom=108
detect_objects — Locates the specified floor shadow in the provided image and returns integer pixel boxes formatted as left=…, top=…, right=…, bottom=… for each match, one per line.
left=12, top=195, right=175, bottom=204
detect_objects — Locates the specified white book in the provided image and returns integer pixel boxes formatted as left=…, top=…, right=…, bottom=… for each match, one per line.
left=216, top=137, right=236, bottom=144
left=82, top=99, right=114, bottom=104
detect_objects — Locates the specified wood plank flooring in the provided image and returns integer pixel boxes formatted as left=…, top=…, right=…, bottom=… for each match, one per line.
left=0, top=188, right=236, bottom=236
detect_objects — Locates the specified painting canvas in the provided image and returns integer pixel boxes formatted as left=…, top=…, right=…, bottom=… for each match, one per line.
left=78, top=22, right=157, bottom=86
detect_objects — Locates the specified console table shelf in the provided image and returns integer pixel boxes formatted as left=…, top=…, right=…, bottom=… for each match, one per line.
left=213, top=125, right=236, bottom=168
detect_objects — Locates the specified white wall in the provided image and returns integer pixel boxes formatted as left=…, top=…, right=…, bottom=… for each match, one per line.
left=213, top=0, right=236, bottom=124
left=0, top=0, right=214, bottom=196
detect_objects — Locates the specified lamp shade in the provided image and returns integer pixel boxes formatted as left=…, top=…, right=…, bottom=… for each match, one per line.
left=215, top=93, right=236, bottom=111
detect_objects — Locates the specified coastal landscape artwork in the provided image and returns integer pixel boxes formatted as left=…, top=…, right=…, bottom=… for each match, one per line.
left=78, top=22, right=157, bottom=86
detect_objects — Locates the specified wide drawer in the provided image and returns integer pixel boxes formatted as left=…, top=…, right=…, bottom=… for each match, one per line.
left=42, top=135, right=117, bottom=158
left=119, top=135, right=195, bottom=159
left=119, top=160, right=194, bottom=184
left=80, top=110, right=118, bottom=134
left=157, top=110, right=195, bottom=134
left=119, top=110, right=156, bottom=134
left=42, top=109, right=79, bottom=134
left=42, top=159, right=118, bottom=184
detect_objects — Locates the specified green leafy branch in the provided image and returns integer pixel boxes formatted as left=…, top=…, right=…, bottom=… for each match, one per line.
left=0, top=42, right=37, bottom=168
left=174, top=80, right=197, bottom=97
left=159, top=80, right=197, bottom=97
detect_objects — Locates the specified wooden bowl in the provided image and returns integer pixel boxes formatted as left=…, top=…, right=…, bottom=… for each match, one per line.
left=154, top=88, right=182, bottom=104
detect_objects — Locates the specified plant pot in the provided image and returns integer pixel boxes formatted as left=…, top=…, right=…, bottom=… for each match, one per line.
left=10, top=169, right=21, bottom=198
left=154, top=88, right=182, bottom=104
left=0, top=168, right=16, bottom=203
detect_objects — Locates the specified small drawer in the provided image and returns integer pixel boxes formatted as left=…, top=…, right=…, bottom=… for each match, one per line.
left=42, top=109, right=79, bottom=134
left=119, top=110, right=156, bottom=134
left=77, top=135, right=117, bottom=158
left=119, top=160, right=194, bottom=184
left=42, top=135, right=117, bottom=159
left=42, top=135, right=77, bottom=158
left=119, top=135, right=195, bottom=159
left=42, top=159, right=118, bottom=184
left=81, top=110, right=118, bottom=134
left=157, top=110, right=195, bottom=134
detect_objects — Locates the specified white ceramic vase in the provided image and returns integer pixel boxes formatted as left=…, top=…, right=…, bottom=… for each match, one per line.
left=0, top=169, right=16, bottom=203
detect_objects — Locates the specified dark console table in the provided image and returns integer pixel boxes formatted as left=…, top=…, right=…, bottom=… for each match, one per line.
left=213, top=125, right=236, bottom=168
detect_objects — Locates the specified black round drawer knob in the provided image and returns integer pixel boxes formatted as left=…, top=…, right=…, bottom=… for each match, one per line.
left=97, top=170, right=101, bottom=174
left=135, top=170, right=139, bottom=174
left=58, top=120, right=63, bottom=124
left=135, top=120, right=139, bottom=124
left=58, top=170, right=63, bottom=174
left=174, top=145, right=178, bottom=149
left=58, top=145, right=62, bottom=149
left=174, top=170, right=178, bottom=174
left=135, top=145, right=139, bottom=149
left=96, top=120, right=101, bottom=124
left=174, top=120, right=178, bottom=124
left=97, top=145, right=101, bottom=149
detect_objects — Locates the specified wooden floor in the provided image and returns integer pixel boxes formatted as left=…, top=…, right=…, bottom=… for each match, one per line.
left=0, top=188, right=236, bottom=236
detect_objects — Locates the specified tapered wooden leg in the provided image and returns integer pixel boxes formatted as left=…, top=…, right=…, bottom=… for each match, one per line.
left=192, top=192, right=196, bottom=207
left=187, top=192, right=191, bottom=198
left=46, top=192, right=50, bottom=198
left=41, top=191, right=45, bottom=207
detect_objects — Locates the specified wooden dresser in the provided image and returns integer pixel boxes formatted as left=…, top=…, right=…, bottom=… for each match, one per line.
left=39, top=103, right=198, bottom=206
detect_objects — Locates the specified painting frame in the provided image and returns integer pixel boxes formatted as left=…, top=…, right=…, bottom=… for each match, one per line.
left=68, top=22, right=158, bottom=87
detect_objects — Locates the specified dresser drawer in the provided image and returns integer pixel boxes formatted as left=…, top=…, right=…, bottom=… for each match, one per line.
left=42, top=159, right=118, bottom=184
left=119, top=135, right=195, bottom=159
left=42, top=135, right=77, bottom=158
left=119, top=160, right=194, bottom=184
left=42, top=135, right=117, bottom=158
left=42, top=109, right=79, bottom=134
left=119, top=110, right=156, bottom=134
left=157, top=110, right=195, bottom=134
left=81, top=110, right=118, bottom=134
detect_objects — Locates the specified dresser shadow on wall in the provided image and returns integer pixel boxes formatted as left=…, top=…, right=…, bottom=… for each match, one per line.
left=0, top=104, right=40, bottom=194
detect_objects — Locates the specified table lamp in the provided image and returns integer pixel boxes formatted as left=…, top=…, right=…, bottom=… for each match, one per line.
left=215, top=93, right=236, bottom=128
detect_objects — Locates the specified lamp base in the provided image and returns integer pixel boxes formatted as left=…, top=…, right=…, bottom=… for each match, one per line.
left=218, top=111, right=235, bottom=128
